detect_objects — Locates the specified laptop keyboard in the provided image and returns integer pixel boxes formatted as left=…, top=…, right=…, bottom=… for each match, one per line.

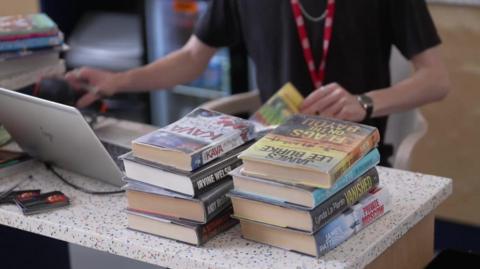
left=101, top=141, right=130, bottom=170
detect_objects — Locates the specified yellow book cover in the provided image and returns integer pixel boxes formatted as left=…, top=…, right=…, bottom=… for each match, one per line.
left=239, top=115, right=380, bottom=187
left=249, top=82, right=304, bottom=127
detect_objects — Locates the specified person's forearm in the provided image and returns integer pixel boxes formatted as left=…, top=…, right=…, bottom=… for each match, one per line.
left=367, top=48, right=450, bottom=117
left=113, top=36, right=217, bottom=93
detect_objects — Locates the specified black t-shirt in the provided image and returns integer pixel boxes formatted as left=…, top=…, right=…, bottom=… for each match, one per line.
left=194, top=0, right=441, bottom=166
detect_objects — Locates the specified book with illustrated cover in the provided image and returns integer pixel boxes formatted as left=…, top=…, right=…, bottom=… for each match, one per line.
left=120, top=140, right=252, bottom=197
left=229, top=167, right=379, bottom=233
left=230, top=149, right=380, bottom=209
left=125, top=177, right=233, bottom=223
left=249, top=82, right=304, bottom=133
left=237, top=187, right=392, bottom=257
left=132, top=108, right=255, bottom=171
left=239, top=115, right=380, bottom=188
left=128, top=206, right=238, bottom=246
left=0, top=13, right=58, bottom=40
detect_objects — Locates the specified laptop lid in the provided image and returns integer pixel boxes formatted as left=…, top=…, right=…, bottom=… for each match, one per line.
left=0, top=88, right=124, bottom=187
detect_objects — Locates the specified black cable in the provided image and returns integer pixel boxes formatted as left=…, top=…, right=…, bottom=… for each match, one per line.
left=44, top=163, right=125, bottom=195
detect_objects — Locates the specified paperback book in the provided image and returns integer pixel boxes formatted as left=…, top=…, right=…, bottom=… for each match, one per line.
left=238, top=187, right=392, bottom=257
left=249, top=82, right=304, bottom=133
left=132, top=108, right=255, bottom=171
left=128, top=206, right=238, bottom=246
left=229, top=167, right=380, bottom=233
left=230, top=149, right=380, bottom=209
left=239, top=115, right=380, bottom=188
left=125, top=177, right=233, bottom=223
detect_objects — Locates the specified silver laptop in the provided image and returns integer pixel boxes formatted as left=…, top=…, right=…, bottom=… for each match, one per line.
left=0, top=87, right=144, bottom=187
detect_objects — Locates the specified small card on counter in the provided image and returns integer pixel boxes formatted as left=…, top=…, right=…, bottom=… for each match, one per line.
left=0, top=190, right=41, bottom=204
left=15, top=191, right=70, bottom=215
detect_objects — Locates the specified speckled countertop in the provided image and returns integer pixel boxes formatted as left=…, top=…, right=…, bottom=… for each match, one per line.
left=0, top=163, right=452, bottom=269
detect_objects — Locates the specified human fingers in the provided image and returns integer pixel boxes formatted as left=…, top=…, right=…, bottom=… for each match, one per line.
left=75, top=92, right=100, bottom=108
left=301, top=83, right=336, bottom=111
left=319, top=97, right=346, bottom=118
left=302, top=86, right=344, bottom=115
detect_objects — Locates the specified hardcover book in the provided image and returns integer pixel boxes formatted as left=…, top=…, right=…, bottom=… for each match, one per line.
left=120, top=140, right=252, bottom=197
left=230, top=149, right=380, bottom=209
left=239, top=115, right=380, bottom=188
left=127, top=206, right=238, bottom=246
left=132, top=108, right=255, bottom=171
left=0, top=33, right=63, bottom=52
left=238, top=187, right=392, bottom=257
left=229, top=167, right=379, bottom=233
left=0, top=13, right=58, bottom=40
left=125, top=177, right=234, bottom=223
left=249, top=82, right=304, bottom=132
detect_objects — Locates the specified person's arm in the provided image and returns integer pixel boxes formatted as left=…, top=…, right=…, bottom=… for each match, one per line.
left=65, top=36, right=217, bottom=107
left=300, top=46, right=451, bottom=121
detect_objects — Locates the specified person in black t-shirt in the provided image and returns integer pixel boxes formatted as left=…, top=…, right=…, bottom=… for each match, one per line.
left=66, top=0, right=450, bottom=166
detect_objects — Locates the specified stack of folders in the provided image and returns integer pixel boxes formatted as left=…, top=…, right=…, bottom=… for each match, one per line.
left=120, top=108, right=256, bottom=246
left=0, top=13, right=66, bottom=90
left=230, top=114, right=392, bottom=257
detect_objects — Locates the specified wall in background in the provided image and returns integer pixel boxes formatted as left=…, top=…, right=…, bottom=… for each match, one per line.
left=412, top=4, right=480, bottom=227
left=0, top=1, right=39, bottom=16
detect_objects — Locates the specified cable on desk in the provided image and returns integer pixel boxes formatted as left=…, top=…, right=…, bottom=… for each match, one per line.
left=44, top=163, right=125, bottom=195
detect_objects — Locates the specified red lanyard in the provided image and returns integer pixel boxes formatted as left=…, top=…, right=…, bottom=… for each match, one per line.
left=291, top=0, right=336, bottom=89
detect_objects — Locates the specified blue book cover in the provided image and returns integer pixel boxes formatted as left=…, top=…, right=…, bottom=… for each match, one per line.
left=0, top=34, right=63, bottom=52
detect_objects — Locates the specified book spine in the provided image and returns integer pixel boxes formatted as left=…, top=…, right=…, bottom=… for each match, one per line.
left=0, top=30, right=58, bottom=41
left=191, top=132, right=251, bottom=170
left=315, top=187, right=391, bottom=256
left=0, top=35, right=63, bottom=52
left=330, top=129, right=380, bottom=183
left=310, top=167, right=379, bottom=232
left=312, top=149, right=380, bottom=206
left=203, top=180, right=234, bottom=222
left=198, top=207, right=238, bottom=245
left=191, top=157, right=243, bottom=196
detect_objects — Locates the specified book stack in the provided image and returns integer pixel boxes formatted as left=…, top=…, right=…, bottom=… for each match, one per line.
left=0, top=13, right=65, bottom=90
left=120, top=108, right=256, bottom=246
left=230, top=115, right=392, bottom=257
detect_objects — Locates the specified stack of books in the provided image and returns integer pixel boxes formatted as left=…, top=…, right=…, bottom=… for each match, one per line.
left=0, top=13, right=65, bottom=90
left=120, top=108, right=256, bottom=246
left=229, top=115, right=392, bottom=257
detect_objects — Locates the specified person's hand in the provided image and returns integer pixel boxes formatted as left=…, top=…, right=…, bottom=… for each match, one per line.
left=300, top=82, right=367, bottom=122
left=65, top=67, right=119, bottom=108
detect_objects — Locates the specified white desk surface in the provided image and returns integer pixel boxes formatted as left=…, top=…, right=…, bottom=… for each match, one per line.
left=0, top=163, right=451, bottom=269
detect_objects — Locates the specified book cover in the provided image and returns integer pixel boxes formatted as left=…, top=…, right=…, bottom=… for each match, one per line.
left=239, top=115, right=380, bottom=188
left=132, top=108, right=255, bottom=171
left=0, top=33, right=63, bottom=52
left=230, top=149, right=380, bottom=209
left=249, top=82, right=304, bottom=128
left=125, top=177, right=234, bottom=223
left=0, top=13, right=58, bottom=39
left=127, top=206, right=238, bottom=246
left=230, top=167, right=379, bottom=233
left=120, top=140, right=252, bottom=197
left=314, top=187, right=392, bottom=256
left=237, top=187, right=391, bottom=257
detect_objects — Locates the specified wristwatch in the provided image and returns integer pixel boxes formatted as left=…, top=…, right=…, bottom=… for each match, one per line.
left=356, top=94, right=374, bottom=121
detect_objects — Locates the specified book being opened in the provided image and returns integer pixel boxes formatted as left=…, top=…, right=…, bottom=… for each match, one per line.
left=132, top=108, right=255, bottom=171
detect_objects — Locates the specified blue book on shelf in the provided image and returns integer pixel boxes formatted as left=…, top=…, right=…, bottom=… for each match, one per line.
left=0, top=34, right=63, bottom=52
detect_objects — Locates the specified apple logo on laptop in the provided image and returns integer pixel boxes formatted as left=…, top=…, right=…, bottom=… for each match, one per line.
left=39, top=126, right=54, bottom=143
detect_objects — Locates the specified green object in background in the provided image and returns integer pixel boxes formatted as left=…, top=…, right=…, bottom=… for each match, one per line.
left=0, top=125, right=11, bottom=146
